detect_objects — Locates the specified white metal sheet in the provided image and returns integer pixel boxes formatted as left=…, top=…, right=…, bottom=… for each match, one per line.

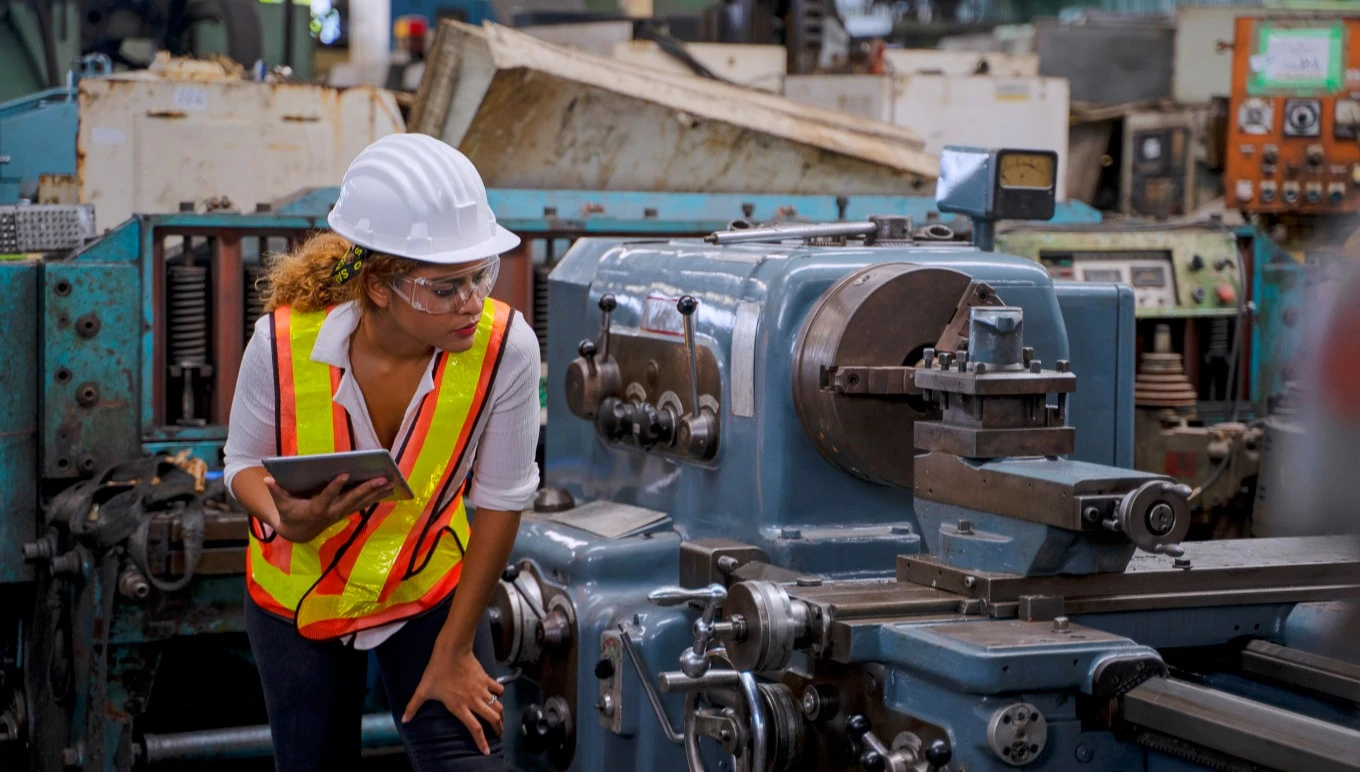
left=414, top=22, right=937, bottom=195
left=883, top=49, right=1039, bottom=77
left=612, top=41, right=787, bottom=93
left=78, top=76, right=404, bottom=227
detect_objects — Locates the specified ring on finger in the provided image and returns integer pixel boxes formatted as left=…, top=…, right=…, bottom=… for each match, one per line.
left=487, top=696, right=497, bottom=706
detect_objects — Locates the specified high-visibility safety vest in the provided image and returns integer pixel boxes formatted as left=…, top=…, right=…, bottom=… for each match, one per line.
left=246, top=298, right=513, bottom=640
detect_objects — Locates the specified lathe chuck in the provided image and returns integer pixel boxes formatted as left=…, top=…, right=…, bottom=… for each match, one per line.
left=793, top=265, right=980, bottom=487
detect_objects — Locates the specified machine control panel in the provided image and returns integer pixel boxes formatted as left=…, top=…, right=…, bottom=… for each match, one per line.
left=1226, top=16, right=1360, bottom=214
left=995, top=227, right=1244, bottom=318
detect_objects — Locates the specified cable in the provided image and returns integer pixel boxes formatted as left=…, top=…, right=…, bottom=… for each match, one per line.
left=1189, top=240, right=1251, bottom=506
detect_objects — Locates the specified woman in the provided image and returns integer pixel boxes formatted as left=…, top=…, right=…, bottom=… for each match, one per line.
left=224, top=133, right=540, bottom=771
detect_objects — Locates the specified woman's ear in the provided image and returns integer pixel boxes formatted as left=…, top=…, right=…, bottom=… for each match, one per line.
left=364, top=270, right=393, bottom=309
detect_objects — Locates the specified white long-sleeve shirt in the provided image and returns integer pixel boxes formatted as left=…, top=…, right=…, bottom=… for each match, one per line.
left=224, top=300, right=541, bottom=648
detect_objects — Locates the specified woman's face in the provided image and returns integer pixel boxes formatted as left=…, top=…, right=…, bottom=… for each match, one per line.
left=367, top=258, right=498, bottom=354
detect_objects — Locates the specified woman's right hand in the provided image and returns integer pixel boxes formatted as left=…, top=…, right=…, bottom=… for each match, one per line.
left=263, top=474, right=394, bottom=543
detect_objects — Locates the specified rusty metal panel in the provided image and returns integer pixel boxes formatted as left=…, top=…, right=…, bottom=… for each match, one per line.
left=43, top=261, right=141, bottom=478
left=77, top=76, right=403, bottom=230
left=414, top=21, right=937, bottom=195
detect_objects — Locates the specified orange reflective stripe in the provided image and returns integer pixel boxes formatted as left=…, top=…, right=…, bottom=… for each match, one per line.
left=330, top=365, right=352, bottom=452
left=273, top=310, right=299, bottom=456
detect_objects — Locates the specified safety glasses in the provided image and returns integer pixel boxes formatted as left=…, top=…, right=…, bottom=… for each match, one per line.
left=388, top=256, right=500, bottom=315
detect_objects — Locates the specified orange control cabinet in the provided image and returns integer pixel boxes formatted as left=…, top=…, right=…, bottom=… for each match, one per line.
left=1226, top=15, right=1360, bottom=214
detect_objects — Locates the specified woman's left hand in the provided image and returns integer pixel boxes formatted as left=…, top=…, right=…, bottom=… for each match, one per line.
left=403, top=647, right=505, bottom=754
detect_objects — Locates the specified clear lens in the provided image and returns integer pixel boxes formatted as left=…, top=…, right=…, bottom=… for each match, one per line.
left=389, top=257, right=500, bottom=314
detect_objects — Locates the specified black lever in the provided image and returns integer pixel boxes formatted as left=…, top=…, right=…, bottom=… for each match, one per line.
left=675, top=296, right=718, bottom=460
left=598, top=294, right=616, bottom=360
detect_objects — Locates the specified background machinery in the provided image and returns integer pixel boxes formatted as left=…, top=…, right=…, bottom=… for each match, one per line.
left=483, top=145, right=1360, bottom=772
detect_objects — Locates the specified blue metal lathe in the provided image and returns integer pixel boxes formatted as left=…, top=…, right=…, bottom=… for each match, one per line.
left=489, top=147, right=1360, bottom=772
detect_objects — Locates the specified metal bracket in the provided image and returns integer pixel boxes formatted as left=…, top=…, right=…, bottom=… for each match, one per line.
left=822, top=366, right=922, bottom=396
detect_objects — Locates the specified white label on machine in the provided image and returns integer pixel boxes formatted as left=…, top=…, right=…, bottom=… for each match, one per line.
left=172, top=86, right=209, bottom=112
left=995, top=82, right=1032, bottom=102
left=1262, top=34, right=1332, bottom=83
left=641, top=295, right=685, bottom=337
left=90, top=127, right=126, bottom=146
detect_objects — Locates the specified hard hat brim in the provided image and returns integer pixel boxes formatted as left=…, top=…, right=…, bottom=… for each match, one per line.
left=328, top=211, right=522, bottom=265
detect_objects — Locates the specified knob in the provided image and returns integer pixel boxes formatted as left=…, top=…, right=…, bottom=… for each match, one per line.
left=1189, top=254, right=1204, bottom=271
left=501, top=564, right=520, bottom=582
left=599, top=294, right=617, bottom=312
left=636, top=401, right=676, bottom=449
left=596, top=397, right=632, bottom=442
left=1262, top=145, right=1279, bottom=165
left=520, top=704, right=563, bottom=754
left=859, top=750, right=886, bottom=772
left=846, top=714, right=872, bottom=739
left=594, top=658, right=615, bottom=680
left=925, top=740, right=953, bottom=769
left=578, top=339, right=597, bottom=359
left=1191, top=287, right=1206, bottom=303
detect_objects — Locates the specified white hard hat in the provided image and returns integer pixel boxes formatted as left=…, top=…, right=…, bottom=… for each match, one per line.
left=327, top=133, right=520, bottom=264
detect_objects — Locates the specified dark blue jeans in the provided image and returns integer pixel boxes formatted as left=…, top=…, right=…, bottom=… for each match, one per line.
left=245, top=593, right=504, bottom=771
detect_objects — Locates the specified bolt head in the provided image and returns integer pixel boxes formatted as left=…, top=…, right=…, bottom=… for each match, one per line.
left=1052, top=616, right=1071, bottom=632
left=963, top=576, right=977, bottom=588
left=1146, top=503, right=1176, bottom=535
left=957, top=519, right=974, bottom=535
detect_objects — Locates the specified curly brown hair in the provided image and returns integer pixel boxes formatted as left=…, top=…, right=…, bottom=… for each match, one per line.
left=260, top=232, right=417, bottom=313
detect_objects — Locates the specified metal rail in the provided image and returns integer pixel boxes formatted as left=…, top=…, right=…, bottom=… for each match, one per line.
left=1121, top=677, right=1360, bottom=772
left=140, top=712, right=400, bottom=765
left=1239, top=640, right=1360, bottom=704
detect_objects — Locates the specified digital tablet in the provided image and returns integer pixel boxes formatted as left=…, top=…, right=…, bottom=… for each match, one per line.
left=262, top=450, right=415, bottom=502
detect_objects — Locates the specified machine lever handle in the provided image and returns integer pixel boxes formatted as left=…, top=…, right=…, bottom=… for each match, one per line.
left=648, top=584, right=726, bottom=607
left=676, top=296, right=702, bottom=415
left=598, top=294, right=616, bottom=360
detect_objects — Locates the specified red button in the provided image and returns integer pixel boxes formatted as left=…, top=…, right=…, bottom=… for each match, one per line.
left=1216, top=284, right=1237, bottom=305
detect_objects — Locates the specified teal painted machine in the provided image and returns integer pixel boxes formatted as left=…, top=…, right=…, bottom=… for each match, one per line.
left=487, top=148, right=1360, bottom=772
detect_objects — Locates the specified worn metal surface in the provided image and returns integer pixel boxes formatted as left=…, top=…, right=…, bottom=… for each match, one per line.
left=43, top=260, right=141, bottom=478
left=0, top=260, right=38, bottom=583
left=1121, top=677, right=1360, bottom=772
left=415, top=21, right=938, bottom=195
left=76, top=75, right=403, bottom=230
